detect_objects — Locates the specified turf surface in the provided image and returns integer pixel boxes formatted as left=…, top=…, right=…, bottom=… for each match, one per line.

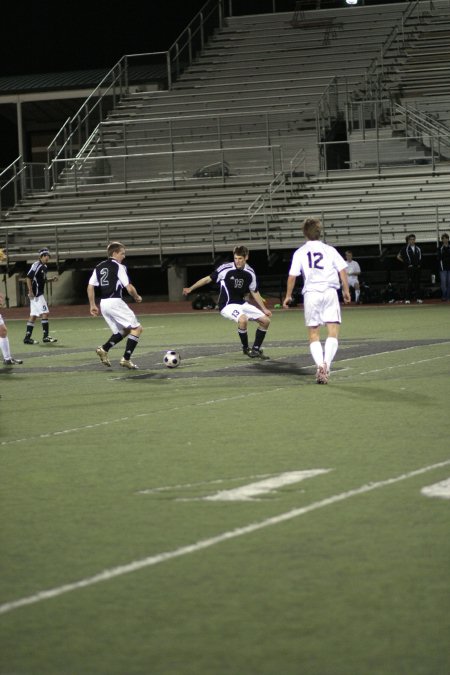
left=1, top=304, right=449, bottom=675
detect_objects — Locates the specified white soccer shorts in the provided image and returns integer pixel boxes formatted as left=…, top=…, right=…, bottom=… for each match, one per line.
left=29, top=295, right=49, bottom=316
left=303, top=288, right=341, bottom=326
left=100, top=298, right=141, bottom=334
left=220, top=302, right=265, bottom=323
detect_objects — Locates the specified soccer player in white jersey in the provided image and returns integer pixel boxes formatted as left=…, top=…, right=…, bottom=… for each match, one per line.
left=87, top=241, right=143, bottom=370
left=183, top=245, right=272, bottom=359
left=283, top=217, right=350, bottom=384
left=345, top=250, right=361, bottom=303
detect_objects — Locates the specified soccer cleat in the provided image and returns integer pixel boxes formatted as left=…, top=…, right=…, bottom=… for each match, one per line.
left=96, top=346, right=111, bottom=367
left=24, top=337, right=39, bottom=344
left=316, top=364, right=329, bottom=385
left=243, top=347, right=252, bottom=356
left=43, top=336, right=58, bottom=343
left=248, top=348, right=270, bottom=360
left=120, top=357, right=139, bottom=370
left=3, top=358, right=23, bottom=365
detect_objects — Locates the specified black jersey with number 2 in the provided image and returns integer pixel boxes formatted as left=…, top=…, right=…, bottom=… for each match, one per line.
left=89, top=258, right=129, bottom=299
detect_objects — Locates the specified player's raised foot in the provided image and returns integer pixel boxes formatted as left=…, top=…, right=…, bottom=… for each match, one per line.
left=43, top=336, right=58, bottom=343
left=248, top=348, right=269, bottom=360
left=96, top=346, right=111, bottom=367
left=316, top=363, right=329, bottom=385
left=23, top=337, right=39, bottom=345
left=120, top=357, right=139, bottom=370
left=3, top=358, right=23, bottom=366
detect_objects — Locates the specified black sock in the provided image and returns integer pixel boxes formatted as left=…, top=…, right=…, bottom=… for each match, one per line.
left=25, top=322, right=34, bottom=338
left=238, top=329, right=249, bottom=351
left=252, top=328, right=267, bottom=351
left=103, top=333, right=124, bottom=352
left=123, top=335, right=139, bottom=360
left=42, top=319, right=49, bottom=338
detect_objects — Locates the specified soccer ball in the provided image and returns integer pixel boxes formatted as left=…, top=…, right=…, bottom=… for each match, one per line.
left=163, top=350, right=181, bottom=368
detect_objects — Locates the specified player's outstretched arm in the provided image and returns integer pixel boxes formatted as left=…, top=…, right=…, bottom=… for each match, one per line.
left=182, top=275, right=212, bottom=296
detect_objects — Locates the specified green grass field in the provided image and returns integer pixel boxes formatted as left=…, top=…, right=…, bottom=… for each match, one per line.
left=1, top=304, right=449, bottom=675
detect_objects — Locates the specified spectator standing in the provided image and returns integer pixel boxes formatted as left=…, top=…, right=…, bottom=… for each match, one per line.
left=396, top=234, right=423, bottom=304
left=183, top=245, right=272, bottom=359
left=344, top=250, right=361, bottom=303
left=87, top=241, right=143, bottom=370
left=437, top=233, right=450, bottom=302
left=23, top=248, right=59, bottom=344
left=283, top=217, right=350, bottom=384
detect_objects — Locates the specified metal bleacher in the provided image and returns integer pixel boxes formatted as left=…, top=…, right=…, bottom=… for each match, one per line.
left=1, top=0, right=450, bottom=266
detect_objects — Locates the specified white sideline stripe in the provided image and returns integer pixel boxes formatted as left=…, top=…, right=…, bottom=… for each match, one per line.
left=2, top=347, right=448, bottom=448
left=421, top=478, right=450, bottom=499
left=1, top=459, right=449, bottom=617
left=0, top=389, right=284, bottom=447
left=204, top=470, right=330, bottom=501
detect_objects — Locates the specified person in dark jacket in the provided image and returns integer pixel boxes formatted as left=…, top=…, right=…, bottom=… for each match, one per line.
left=396, top=234, right=423, bottom=304
left=437, top=233, right=450, bottom=301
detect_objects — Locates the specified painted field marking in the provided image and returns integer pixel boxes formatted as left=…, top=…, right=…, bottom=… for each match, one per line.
left=137, top=473, right=275, bottom=495
left=421, top=478, right=450, bottom=500
left=203, top=470, right=330, bottom=501
left=2, top=347, right=448, bottom=449
left=1, top=459, right=449, bottom=617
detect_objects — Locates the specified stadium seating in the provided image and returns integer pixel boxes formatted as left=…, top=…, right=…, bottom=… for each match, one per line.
left=2, top=0, right=450, bottom=264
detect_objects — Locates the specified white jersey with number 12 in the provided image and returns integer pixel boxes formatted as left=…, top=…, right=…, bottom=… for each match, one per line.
left=288, top=240, right=347, bottom=294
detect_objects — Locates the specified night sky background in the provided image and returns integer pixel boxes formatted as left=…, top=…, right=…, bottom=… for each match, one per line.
left=1, top=0, right=217, bottom=76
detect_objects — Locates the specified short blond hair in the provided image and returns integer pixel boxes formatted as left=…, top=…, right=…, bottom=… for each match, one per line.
left=302, top=217, right=322, bottom=241
left=107, top=241, right=125, bottom=257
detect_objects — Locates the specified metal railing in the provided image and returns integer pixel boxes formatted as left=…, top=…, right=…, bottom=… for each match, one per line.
left=2, top=205, right=447, bottom=266
left=45, top=0, right=224, bottom=182
left=393, top=103, right=450, bottom=161
left=0, top=159, right=49, bottom=219
left=51, top=143, right=283, bottom=191
left=350, top=0, right=437, bottom=102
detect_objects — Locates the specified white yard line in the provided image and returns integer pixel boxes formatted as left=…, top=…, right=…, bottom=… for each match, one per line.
left=2, top=348, right=449, bottom=448
left=1, top=459, right=449, bottom=616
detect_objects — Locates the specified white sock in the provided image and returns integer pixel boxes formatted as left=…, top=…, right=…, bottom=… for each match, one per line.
left=310, top=340, right=324, bottom=367
left=324, top=337, right=338, bottom=369
left=355, top=289, right=360, bottom=303
left=0, top=336, right=11, bottom=360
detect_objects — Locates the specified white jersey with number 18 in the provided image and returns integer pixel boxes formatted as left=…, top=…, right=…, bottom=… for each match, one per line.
left=288, top=240, right=347, bottom=294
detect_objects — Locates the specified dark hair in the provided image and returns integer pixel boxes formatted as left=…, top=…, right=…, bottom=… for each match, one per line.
left=107, top=241, right=125, bottom=257
left=233, top=245, right=249, bottom=257
left=303, top=217, right=321, bottom=241
left=441, top=233, right=449, bottom=241
left=406, top=234, right=416, bottom=242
